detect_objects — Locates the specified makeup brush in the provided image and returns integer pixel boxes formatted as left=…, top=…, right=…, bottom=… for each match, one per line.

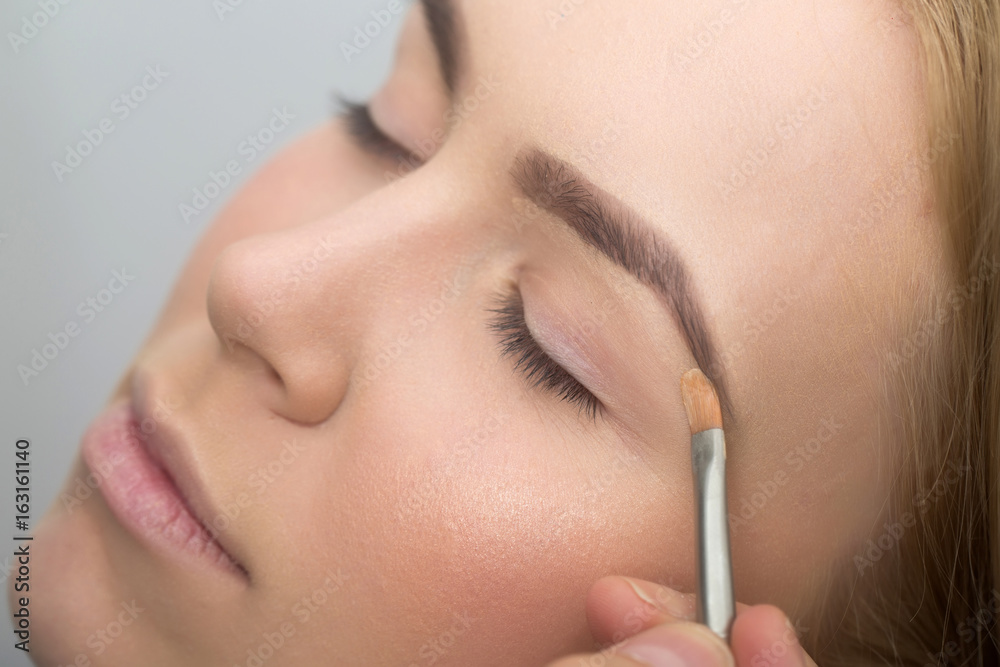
left=680, top=368, right=735, bottom=642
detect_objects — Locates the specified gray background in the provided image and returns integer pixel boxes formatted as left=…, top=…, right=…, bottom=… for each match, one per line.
left=0, top=1, right=409, bottom=663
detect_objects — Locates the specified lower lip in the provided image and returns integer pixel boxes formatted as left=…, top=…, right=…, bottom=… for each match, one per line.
left=81, top=402, right=242, bottom=575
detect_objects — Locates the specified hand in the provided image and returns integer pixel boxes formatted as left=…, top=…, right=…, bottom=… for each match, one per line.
left=546, top=577, right=819, bottom=667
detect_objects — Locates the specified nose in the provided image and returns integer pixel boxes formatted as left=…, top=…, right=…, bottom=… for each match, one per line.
left=206, top=223, right=356, bottom=424
left=204, top=157, right=494, bottom=426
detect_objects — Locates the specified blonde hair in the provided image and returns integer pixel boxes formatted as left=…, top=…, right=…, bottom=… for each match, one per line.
left=810, top=1, right=1000, bottom=664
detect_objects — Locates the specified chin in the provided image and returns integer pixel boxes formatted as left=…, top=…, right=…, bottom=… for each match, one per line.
left=12, top=457, right=135, bottom=667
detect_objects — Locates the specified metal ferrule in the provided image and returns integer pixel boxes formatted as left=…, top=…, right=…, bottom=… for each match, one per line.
left=691, top=427, right=735, bottom=642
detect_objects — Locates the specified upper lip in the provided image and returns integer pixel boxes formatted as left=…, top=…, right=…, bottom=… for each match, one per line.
left=130, top=372, right=247, bottom=576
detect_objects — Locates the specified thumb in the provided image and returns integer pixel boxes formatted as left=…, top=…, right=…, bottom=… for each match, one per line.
left=586, top=576, right=697, bottom=646
left=547, top=622, right=733, bottom=667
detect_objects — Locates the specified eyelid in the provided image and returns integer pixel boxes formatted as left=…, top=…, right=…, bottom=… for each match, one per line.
left=522, top=298, right=609, bottom=397
left=337, top=99, right=423, bottom=164
left=488, top=288, right=604, bottom=421
left=518, top=269, right=615, bottom=398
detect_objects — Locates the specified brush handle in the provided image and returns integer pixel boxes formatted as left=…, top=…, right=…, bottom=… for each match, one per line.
left=691, top=427, right=735, bottom=642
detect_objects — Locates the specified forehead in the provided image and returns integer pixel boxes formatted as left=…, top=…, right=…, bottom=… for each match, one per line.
left=460, top=0, right=923, bottom=212
left=458, top=3, right=931, bottom=380
left=439, top=0, right=943, bottom=483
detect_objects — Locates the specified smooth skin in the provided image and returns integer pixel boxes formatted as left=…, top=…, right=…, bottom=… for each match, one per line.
left=19, top=0, right=945, bottom=664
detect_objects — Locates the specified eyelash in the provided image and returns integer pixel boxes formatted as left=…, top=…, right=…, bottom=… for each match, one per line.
left=487, top=288, right=603, bottom=421
left=339, top=100, right=599, bottom=420
left=339, top=100, right=419, bottom=162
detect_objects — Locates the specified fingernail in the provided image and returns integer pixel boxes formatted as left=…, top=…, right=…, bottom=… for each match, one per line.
left=624, top=579, right=696, bottom=620
left=621, top=624, right=732, bottom=667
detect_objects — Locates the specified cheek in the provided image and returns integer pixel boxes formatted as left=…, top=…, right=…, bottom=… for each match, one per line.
left=311, top=334, right=697, bottom=662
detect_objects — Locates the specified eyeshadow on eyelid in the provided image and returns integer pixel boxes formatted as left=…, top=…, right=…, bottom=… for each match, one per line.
left=522, top=299, right=608, bottom=395
left=488, top=287, right=602, bottom=419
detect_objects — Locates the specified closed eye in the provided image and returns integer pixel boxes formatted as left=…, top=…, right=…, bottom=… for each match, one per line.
left=337, top=98, right=422, bottom=164
left=487, top=288, right=603, bottom=422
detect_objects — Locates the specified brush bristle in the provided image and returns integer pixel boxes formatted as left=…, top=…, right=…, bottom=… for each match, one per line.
left=680, top=368, right=723, bottom=434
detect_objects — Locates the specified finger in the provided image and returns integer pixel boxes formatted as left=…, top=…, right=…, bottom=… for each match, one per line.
left=548, top=622, right=734, bottom=667
left=586, top=576, right=697, bottom=645
left=729, top=605, right=818, bottom=667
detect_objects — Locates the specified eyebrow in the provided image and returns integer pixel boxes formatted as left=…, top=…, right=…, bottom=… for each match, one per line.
left=419, top=0, right=462, bottom=94
left=511, top=148, right=734, bottom=421
left=415, top=3, right=734, bottom=422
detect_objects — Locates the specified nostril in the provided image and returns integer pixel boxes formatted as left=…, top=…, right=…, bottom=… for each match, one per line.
left=205, top=234, right=353, bottom=426
left=273, top=352, right=352, bottom=425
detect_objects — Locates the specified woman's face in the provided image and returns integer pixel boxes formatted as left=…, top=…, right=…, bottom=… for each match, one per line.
left=23, top=0, right=943, bottom=664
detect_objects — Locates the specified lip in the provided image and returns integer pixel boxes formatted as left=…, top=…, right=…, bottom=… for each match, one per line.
left=81, top=400, right=247, bottom=578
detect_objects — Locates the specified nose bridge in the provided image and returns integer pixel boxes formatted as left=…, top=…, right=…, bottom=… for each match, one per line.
left=205, top=167, right=487, bottom=425
left=206, top=222, right=361, bottom=423
left=208, top=222, right=346, bottom=340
